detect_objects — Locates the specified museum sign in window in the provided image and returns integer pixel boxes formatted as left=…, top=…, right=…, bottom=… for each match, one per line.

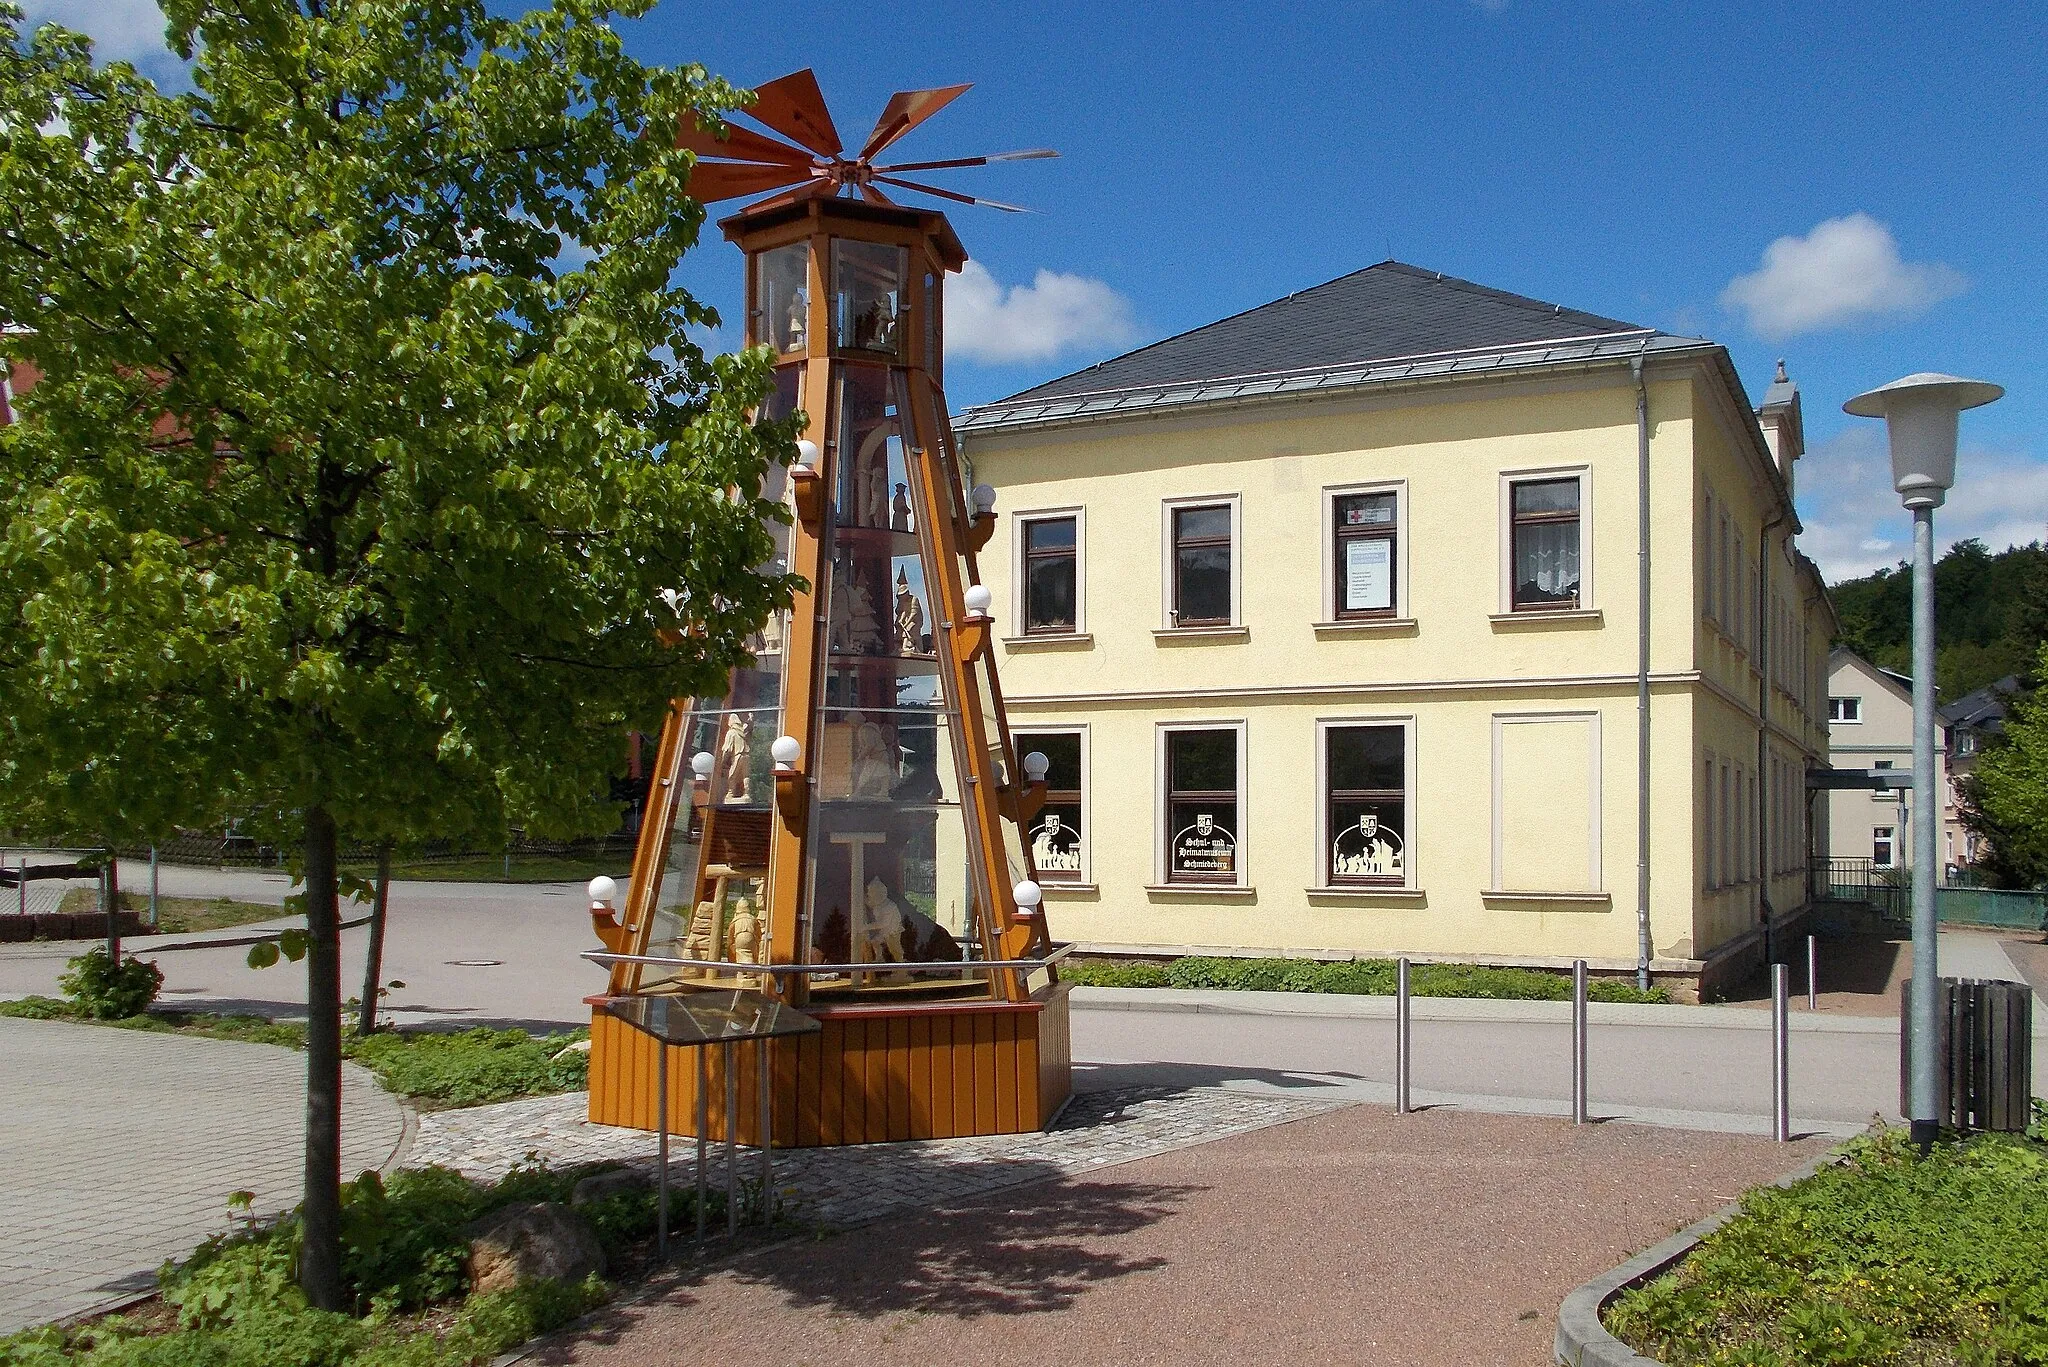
left=1510, top=477, right=1581, bottom=610
left=1333, top=491, right=1398, bottom=618
left=1170, top=504, right=1233, bottom=626
left=1015, top=729, right=1084, bottom=881
left=1325, top=724, right=1407, bottom=886
left=1022, top=516, right=1078, bottom=634
left=1165, top=727, right=1239, bottom=884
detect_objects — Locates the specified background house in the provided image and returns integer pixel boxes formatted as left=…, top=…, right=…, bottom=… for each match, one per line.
left=1940, top=675, right=2020, bottom=874
left=958, top=262, right=1834, bottom=999
left=1823, top=647, right=1936, bottom=877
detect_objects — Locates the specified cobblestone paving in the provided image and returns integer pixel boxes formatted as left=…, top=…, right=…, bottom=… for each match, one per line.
left=407, top=1086, right=1342, bottom=1227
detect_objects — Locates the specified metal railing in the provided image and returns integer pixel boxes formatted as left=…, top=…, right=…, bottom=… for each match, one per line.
left=582, top=945, right=1073, bottom=977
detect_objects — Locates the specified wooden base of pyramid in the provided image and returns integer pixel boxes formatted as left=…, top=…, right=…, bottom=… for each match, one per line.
left=584, top=983, right=1071, bottom=1146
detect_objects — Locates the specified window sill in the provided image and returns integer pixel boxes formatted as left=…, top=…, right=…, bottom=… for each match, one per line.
left=1153, top=625, right=1250, bottom=643
left=1038, top=881, right=1099, bottom=896
left=1482, top=889, right=1612, bottom=908
left=1312, top=617, right=1418, bottom=637
left=1145, top=883, right=1257, bottom=899
left=1306, top=886, right=1427, bottom=904
left=1002, top=632, right=1093, bottom=650
left=1488, top=608, right=1603, bottom=629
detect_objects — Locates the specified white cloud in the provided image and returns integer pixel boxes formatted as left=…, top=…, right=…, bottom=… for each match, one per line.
left=1721, top=213, right=1966, bottom=340
left=1795, top=426, right=2048, bottom=582
left=23, top=0, right=170, bottom=66
left=944, top=260, right=1137, bottom=365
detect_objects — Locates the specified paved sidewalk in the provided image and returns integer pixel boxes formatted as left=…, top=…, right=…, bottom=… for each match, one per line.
left=409, top=1087, right=1339, bottom=1228
left=548, top=1103, right=1830, bottom=1367
left=0, top=1019, right=408, bottom=1333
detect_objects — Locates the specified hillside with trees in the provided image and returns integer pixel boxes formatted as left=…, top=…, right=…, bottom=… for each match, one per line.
left=1829, top=539, right=2048, bottom=701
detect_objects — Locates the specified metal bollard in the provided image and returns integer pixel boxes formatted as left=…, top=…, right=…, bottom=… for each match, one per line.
left=1571, top=959, right=1589, bottom=1124
left=1395, top=957, right=1412, bottom=1115
left=1772, top=963, right=1791, bottom=1141
left=1807, top=934, right=1818, bottom=1011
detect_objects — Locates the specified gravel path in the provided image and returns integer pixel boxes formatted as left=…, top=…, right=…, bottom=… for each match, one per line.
left=545, top=1105, right=1829, bottom=1367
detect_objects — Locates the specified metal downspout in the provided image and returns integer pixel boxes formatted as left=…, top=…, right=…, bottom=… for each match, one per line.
left=1633, top=359, right=1652, bottom=992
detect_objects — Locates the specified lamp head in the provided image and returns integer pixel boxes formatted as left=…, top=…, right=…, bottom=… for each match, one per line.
left=1023, top=750, right=1050, bottom=782
left=963, top=584, right=993, bottom=618
left=1012, top=879, right=1042, bottom=910
left=690, top=751, right=714, bottom=779
left=770, top=735, right=801, bottom=768
left=794, top=439, right=821, bottom=469
left=970, top=483, right=997, bottom=516
left=587, top=875, right=618, bottom=907
left=1842, top=372, right=2003, bottom=510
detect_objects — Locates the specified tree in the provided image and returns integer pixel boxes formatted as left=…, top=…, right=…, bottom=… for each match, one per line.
left=1960, top=649, right=2048, bottom=889
left=0, top=0, right=793, bottom=1308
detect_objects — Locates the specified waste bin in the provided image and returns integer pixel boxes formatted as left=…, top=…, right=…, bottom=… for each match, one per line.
left=1900, top=977, right=2034, bottom=1134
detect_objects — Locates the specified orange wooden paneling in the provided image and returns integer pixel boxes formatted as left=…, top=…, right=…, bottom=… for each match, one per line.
left=973, top=1012, right=998, bottom=1133
left=819, top=1018, right=845, bottom=1146
left=928, top=1015, right=954, bottom=1136
left=862, top=1017, right=889, bottom=1143
left=907, top=1015, right=933, bottom=1136
left=886, top=1016, right=912, bottom=1141
left=993, top=1011, right=1018, bottom=1133
left=797, top=1028, right=822, bottom=1146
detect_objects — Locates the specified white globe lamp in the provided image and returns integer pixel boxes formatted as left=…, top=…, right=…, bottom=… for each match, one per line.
left=963, top=584, right=993, bottom=619
left=587, top=875, right=618, bottom=908
left=770, top=735, right=801, bottom=770
left=1012, top=879, right=1042, bottom=911
left=1023, top=751, right=1050, bottom=782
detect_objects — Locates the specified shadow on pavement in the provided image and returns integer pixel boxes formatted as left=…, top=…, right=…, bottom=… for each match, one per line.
left=1071, top=1058, right=1367, bottom=1096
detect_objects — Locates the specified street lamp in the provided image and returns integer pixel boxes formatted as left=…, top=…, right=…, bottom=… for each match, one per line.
left=1843, top=371, right=2003, bottom=1152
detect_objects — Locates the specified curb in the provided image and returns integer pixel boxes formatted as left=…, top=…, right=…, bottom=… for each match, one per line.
left=1553, top=1147, right=1845, bottom=1365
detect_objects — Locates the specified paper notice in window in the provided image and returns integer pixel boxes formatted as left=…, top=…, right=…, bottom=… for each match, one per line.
left=1345, top=538, right=1392, bottom=612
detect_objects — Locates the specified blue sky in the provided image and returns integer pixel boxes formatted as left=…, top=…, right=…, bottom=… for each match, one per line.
left=52, top=0, right=2048, bottom=582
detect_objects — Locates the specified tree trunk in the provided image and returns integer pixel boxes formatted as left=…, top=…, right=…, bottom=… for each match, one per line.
left=356, top=845, right=391, bottom=1036
left=103, top=850, right=121, bottom=962
left=300, top=805, right=345, bottom=1311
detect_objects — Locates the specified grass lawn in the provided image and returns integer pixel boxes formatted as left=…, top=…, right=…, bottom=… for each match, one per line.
left=1062, top=954, right=1672, bottom=1003
left=56, top=889, right=284, bottom=934
left=1607, top=1123, right=2048, bottom=1366
left=339, top=855, right=627, bottom=884
left=0, top=1001, right=590, bottom=1109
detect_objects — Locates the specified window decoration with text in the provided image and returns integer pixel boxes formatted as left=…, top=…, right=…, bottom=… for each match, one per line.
left=1510, top=477, right=1581, bottom=610
left=1333, top=491, right=1398, bottom=617
left=1171, top=504, right=1232, bottom=626
left=1326, top=725, right=1407, bottom=885
left=1015, top=730, right=1084, bottom=880
left=1166, top=728, right=1239, bottom=883
left=1022, top=516, right=1078, bottom=634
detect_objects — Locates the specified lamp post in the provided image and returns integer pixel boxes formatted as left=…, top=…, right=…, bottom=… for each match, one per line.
left=1843, top=372, right=2003, bottom=1152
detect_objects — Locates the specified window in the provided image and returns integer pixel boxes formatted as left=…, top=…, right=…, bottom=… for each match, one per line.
left=1509, top=477, right=1582, bottom=610
left=1169, top=503, right=1234, bottom=627
left=1163, top=727, right=1240, bottom=884
left=1873, top=825, right=1896, bottom=867
left=1829, top=697, right=1861, bottom=723
left=1332, top=490, right=1399, bottom=618
left=1020, top=514, right=1078, bottom=635
left=1956, top=730, right=1978, bottom=757
left=1324, top=724, right=1408, bottom=886
left=1015, top=730, right=1085, bottom=882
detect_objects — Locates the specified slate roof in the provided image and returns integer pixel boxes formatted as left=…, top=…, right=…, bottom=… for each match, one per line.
left=956, top=260, right=1709, bottom=434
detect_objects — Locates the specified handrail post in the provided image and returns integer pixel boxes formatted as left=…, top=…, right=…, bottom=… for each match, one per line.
left=1807, top=934, right=1818, bottom=1011
left=1571, top=959, right=1589, bottom=1124
left=1772, top=963, right=1791, bottom=1141
left=1395, top=957, right=1412, bottom=1115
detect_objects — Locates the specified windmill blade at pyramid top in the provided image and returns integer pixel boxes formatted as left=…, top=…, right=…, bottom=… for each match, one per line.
left=873, top=175, right=1030, bottom=214
left=676, top=110, right=812, bottom=166
left=747, top=69, right=843, bottom=156
left=859, top=84, right=972, bottom=162
left=684, top=159, right=817, bottom=204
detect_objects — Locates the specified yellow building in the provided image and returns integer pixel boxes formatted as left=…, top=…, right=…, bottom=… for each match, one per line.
left=955, top=263, right=1835, bottom=999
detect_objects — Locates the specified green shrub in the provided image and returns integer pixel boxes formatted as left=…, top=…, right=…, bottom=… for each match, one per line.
left=346, top=1028, right=589, bottom=1108
left=57, top=950, right=163, bottom=1019
left=0, top=995, right=70, bottom=1020
left=1064, top=954, right=1674, bottom=1004
left=1608, top=1126, right=2048, bottom=1365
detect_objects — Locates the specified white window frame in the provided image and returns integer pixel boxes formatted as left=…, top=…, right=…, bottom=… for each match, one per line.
left=1319, top=480, right=1409, bottom=623
left=1488, top=710, right=1603, bottom=893
left=1159, top=493, right=1242, bottom=630
left=1313, top=714, right=1418, bottom=891
left=1011, top=505, right=1087, bottom=639
left=1704, top=750, right=1719, bottom=889
left=1153, top=719, right=1249, bottom=888
left=1829, top=697, right=1862, bottom=724
left=1012, top=724, right=1090, bottom=886
left=1873, top=824, right=1896, bottom=868
left=1497, top=465, right=1592, bottom=614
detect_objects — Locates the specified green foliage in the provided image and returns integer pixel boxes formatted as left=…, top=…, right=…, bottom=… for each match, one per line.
left=1608, top=1126, right=2048, bottom=1365
left=0, top=995, right=70, bottom=1019
left=1959, top=647, right=2048, bottom=889
left=1830, top=539, right=2048, bottom=701
left=348, top=1028, right=589, bottom=1107
left=57, top=949, right=163, bottom=1019
left=1060, top=955, right=1671, bottom=1002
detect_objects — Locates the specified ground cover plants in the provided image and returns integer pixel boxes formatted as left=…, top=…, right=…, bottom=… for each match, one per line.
left=1061, top=955, right=1672, bottom=1003
left=0, top=1162, right=713, bottom=1367
left=53, top=890, right=286, bottom=934
left=1607, top=1120, right=2048, bottom=1365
